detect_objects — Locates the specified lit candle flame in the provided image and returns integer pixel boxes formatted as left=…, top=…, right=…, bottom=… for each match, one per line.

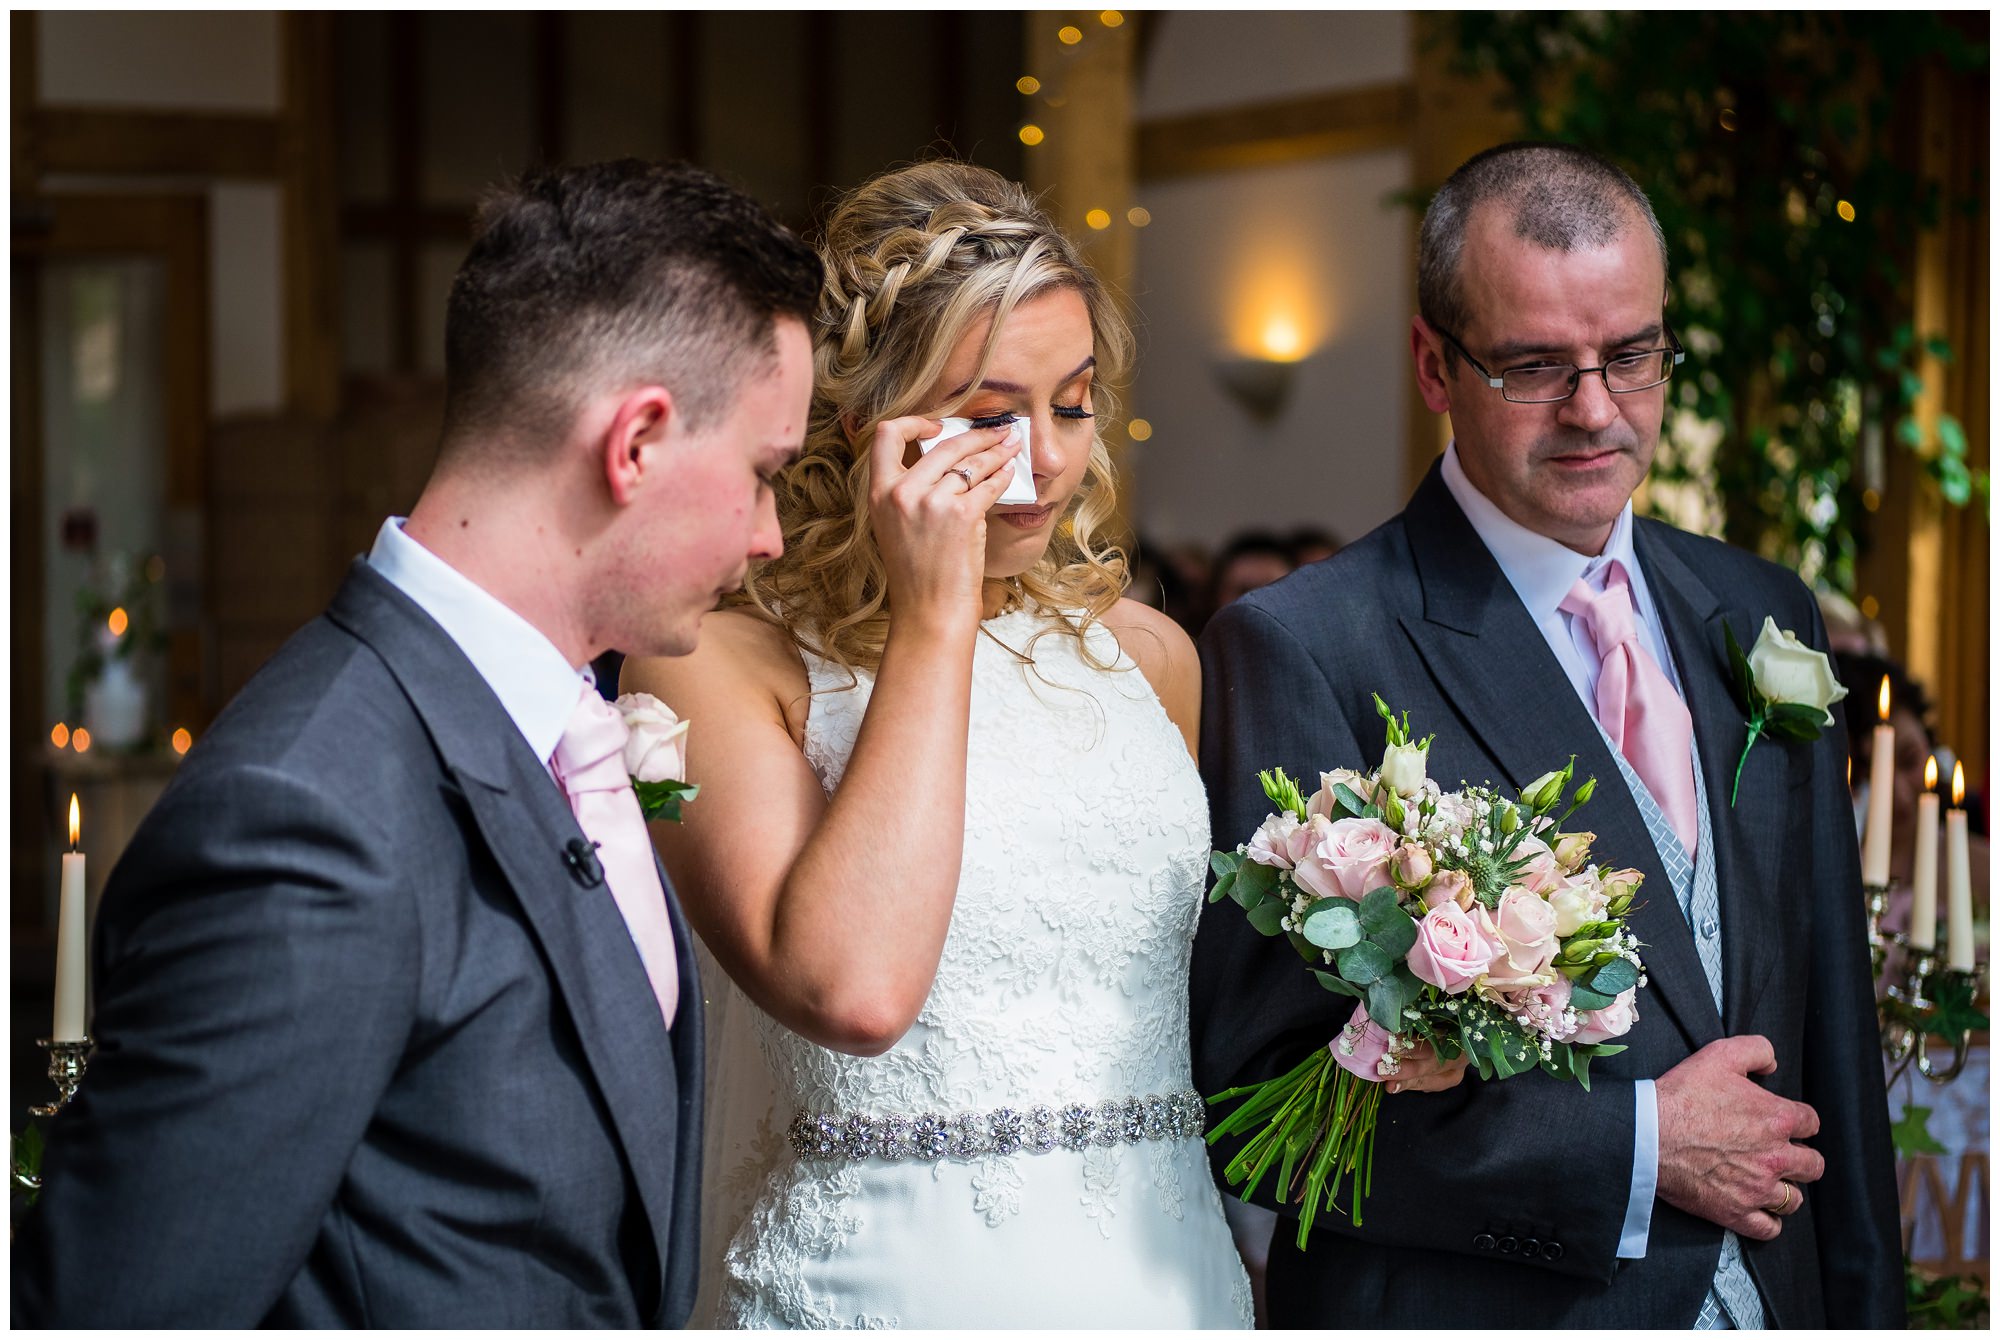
left=172, top=727, right=192, bottom=755
left=1952, top=761, right=1965, bottom=808
left=68, top=793, right=80, bottom=849
left=1925, top=755, right=1939, bottom=791
left=51, top=722, right=70, bottom=749
left=108, top=607, right=130, bottom=638
left=72, top=727, right=92, bottom=753
left=1876, top=674, right=1890, bottom=722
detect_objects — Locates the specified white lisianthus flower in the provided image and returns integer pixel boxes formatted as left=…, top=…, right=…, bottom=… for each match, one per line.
left=615, top=692, right=691, bottom=783
left=1747, top=616, right=1848, bottom=725
left=1379, top=740, right=1430, bottom=798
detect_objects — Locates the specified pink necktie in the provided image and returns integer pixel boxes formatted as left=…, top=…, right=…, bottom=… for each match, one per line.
left=552, top=686, right=679, bottom=1030
left=1560, top=562, right=1700, bottom=859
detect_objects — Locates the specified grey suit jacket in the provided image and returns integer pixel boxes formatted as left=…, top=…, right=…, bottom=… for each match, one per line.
left=1192, top=464, right=1901, bottom=1328
left=13, top=562, right=704, bottom=1327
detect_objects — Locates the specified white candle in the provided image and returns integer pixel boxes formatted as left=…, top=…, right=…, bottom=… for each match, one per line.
left=1861, top=677, right=1896, bottom=887
left=53, top=794, right=87, bottom=1041
left=1945, top=762, right=1973, bottom=971
left=1909, top=760, right=1939, bottom=951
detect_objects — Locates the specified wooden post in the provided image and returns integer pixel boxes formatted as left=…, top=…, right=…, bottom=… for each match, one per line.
left=282, top=12, right=341, bottom=420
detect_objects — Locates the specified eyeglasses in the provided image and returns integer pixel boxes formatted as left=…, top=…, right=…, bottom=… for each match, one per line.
left=1431, top=321, right=1686, bottom=404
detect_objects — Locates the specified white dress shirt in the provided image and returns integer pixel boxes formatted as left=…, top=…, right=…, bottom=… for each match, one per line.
left=1440, top=445, right=1664, bottom=1259
left=365, top=516, right=590, bottom=770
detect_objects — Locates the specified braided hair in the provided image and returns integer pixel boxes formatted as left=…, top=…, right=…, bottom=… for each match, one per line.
left=742, top=160, right=1133, bottom=677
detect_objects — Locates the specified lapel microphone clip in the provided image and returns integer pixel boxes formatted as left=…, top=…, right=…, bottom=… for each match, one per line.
left=564, top=837, right=605, bottom=888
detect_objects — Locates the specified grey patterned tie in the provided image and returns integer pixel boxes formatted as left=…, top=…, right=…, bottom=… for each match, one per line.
left=1603, top=736, right=1765, bottom=1329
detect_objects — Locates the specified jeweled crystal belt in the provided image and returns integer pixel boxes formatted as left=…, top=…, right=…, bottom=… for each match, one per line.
left=788, top=1089, right=1207, bottom=1163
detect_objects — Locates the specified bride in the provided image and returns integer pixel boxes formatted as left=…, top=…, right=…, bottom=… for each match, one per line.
left=624, top=160, right=1252, bottom=1328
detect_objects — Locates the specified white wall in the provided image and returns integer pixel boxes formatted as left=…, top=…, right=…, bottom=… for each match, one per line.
left=1127, top=11, right=1414, bottom=551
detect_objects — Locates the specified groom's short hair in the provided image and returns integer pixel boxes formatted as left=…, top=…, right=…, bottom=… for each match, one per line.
left=439, top=159, right=821, bottom=462
left=1418, top=143, right=1668, bottom=371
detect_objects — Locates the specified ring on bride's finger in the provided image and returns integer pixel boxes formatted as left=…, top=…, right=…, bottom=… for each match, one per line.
left=946, top=467, right=974, bottom=490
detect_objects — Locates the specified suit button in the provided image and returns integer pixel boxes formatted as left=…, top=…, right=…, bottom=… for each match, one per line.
left=1543, top=1241, right=1564, bottom=1261
left=1498, top=1236, right=1518, bottom=1254
left=1473, top=1234, right=1496, bottom=1251
left=1521, top=1238, right=1540, bottom=1257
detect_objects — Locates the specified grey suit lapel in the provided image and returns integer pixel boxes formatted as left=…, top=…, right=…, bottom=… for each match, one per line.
left=325, top=561, right=682, bottom=1299
left=1398, top=471, right=1722, bottom=1051
left=1633, top=527, right=1784, bottom=1034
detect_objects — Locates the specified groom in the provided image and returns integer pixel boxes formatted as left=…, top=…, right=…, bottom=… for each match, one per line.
left=13, top=160, right=819, bottom=1326
left=1193, top=143, right=1902, bottom=1328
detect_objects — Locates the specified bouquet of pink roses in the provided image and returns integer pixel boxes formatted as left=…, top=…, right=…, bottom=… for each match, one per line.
left=1207, top=696, right=1647, bottom=1249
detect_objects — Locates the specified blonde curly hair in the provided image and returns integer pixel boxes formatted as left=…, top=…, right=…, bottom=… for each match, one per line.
left=741, top=160, right=1133, bottom=678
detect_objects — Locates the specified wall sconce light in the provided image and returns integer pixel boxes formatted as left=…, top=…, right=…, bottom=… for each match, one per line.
left=1213, top=356, right=1297, bottom=423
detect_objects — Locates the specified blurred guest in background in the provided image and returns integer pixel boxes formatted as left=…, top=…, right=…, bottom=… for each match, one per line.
left=1284, top=526, right=1343, bottom=568
left=1206, top=530, right=1295, bottom=622
left=1129, top=532, right=1209, bottom=636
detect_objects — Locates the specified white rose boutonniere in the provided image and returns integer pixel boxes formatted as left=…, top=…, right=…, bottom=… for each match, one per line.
left=615, top=692, right=699, bottom=823
left=1724, top=617, right=1848, bottom=805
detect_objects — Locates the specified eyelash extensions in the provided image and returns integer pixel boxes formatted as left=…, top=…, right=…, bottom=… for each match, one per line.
left=964, top=405, right=1093, bottom=430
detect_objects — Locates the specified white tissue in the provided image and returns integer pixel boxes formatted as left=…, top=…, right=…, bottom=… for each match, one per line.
left=917, top=417, right=1037, bottom=506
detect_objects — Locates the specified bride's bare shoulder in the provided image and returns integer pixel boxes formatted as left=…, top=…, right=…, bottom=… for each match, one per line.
left=621, top=608, right=810, bottom=731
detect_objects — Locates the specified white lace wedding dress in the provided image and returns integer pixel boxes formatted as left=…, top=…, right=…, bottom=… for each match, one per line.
left=693, top=603, right=1253, bottom=1329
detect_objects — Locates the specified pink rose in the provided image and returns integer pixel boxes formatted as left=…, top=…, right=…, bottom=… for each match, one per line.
left=1509, top=834, right=1563, bottom=894
left=1423, top=868, right=1475, bottom=911
left=1408, top=901, right=1504, bottom=994
left=1391, top=843, right=1434, bottom=890
left=1505, top=974, right=1578, bottom=1041
left=1294, top=816, right=1401, bottom=901
left=1246, top=812, right=1313, bottom=870
left=1309, top=768, right=1377, bottom=820
left=1486, top=887, right=1559, bottom=987
left=1329, top=1001, right=1393, bottom=1082
left=1573, top=987, right=1640, bottom=1044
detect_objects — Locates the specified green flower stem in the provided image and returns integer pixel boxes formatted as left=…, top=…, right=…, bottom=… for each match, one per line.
left=1211, top=1048, right=1387, bottom=1251
left=1730, top=710, right=1765, bottom=806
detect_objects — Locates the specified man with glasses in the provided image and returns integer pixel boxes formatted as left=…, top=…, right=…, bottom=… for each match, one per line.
left=1193, top=142, right=1901, bottom=1328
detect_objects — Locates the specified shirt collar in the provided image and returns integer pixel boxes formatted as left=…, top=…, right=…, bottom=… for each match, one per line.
left=365, top=517, right=588, bottom=766
left=1440, top=441, right=1640, bottom=621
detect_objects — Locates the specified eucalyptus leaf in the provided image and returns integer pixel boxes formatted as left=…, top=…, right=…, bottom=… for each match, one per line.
left=1336, top=941, right=1393, bottom=985
left=1210, top=850, right=1243, bottom=880
left=1246, top=898, right=1287, bottom=937
left=1236, top=860, right=1278, bottom=900
left=1302, top=901, right=1363, bottom=950
left=1587, top=957, right=1639, bottom=998
left=1312, top=969, right=1361, bottom=998
left=1569, top=983, right=1617, bottom=1011
left=1208, top=869, right=1238, bottom=905
left=1365, top=977, right=1407, bottom=1031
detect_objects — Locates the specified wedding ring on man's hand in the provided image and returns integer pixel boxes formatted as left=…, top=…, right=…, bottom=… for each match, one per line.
left=946, top=467, right=974, bottom=491
left=1768, top=1182, right=1798, bottom=1215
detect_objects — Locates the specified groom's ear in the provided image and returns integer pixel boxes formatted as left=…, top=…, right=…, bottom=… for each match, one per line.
left=1410, top=317, right=1454, bottom=415
left=601, top=385, right=675, bottom=505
